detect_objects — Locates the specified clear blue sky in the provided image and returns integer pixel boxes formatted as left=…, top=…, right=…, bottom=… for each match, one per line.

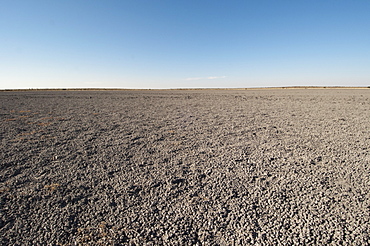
left=1, top=0, right=369, bottom=89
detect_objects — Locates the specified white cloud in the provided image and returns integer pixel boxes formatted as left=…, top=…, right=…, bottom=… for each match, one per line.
left=185, top=76, right=226, bottom=81
left=207, top=76, right=226, bottom=80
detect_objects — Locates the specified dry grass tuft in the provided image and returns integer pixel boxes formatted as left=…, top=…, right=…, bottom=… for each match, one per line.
left=75, top=221, right=118, bottom=245
left=44, top=183, right=60, bottom=192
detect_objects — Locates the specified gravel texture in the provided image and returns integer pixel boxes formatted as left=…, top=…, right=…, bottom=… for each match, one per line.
left=1, top=89, right=370, bottom=245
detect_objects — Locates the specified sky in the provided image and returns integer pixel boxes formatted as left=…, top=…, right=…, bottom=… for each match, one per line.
left=1, top=0, right=370, bottom=89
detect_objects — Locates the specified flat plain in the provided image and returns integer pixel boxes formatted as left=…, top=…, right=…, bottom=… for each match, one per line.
left=1, top=89, right=370, bottom=245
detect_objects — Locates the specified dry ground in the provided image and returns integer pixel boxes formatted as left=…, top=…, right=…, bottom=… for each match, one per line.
left=1, top=89, right=370, bottom=245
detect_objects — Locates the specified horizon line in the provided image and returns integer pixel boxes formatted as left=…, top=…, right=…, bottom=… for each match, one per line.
left=1, top=86, right=369, bottom=92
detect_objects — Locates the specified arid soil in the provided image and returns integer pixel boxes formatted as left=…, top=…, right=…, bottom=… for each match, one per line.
left=1, top=89, right=370, bottom=245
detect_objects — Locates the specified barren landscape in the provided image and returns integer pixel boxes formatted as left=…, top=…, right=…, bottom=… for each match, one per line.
left=1, top=88, right=370, bottom=245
